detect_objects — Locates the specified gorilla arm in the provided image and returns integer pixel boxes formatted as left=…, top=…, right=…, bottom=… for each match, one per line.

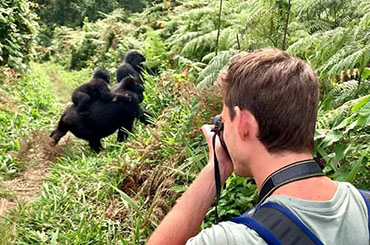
left=138, top=107, right=153, bottom=125
left=94, top=79, right=115, bottom=101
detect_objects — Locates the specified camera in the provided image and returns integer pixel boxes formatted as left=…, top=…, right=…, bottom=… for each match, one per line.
left=212, top=114, right=223, bottom=131
left=212, top=114, right=228, bottom=153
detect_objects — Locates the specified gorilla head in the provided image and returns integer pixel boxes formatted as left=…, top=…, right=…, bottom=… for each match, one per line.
left=93, top=67, right=110, bottom=84
left=124, top=51, right=146, bottom=70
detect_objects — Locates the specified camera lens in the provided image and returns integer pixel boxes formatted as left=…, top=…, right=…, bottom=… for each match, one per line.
left=211, top=114, right=229, bottom=154
left=212, top=114, right=222, bottom=128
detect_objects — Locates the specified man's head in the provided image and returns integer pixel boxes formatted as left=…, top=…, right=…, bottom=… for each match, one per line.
left=218, top=48, right=319, bottom=174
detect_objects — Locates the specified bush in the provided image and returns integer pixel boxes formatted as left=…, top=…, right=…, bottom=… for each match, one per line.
left=0, top=0, right=39, bottom=72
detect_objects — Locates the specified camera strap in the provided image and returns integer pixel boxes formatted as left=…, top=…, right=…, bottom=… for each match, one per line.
left=212, top=133, right=222, bottom=224
left=258, top=160, right=325, bottom=204
left=211, top=144, right=324, bottom=223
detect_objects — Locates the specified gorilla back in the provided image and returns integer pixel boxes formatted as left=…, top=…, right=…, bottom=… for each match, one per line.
left=50, top=97, right=140, bottom=152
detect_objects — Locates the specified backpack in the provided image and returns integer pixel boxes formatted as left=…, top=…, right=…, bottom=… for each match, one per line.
left=229, top=189, right=370, bottom=245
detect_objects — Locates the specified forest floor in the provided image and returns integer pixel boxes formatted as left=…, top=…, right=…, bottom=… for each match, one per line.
left=0, top=132, right=65, bottom=216
left=0, top=66, right=73, bottom=216
left=0, top=63, right=179, bottom=244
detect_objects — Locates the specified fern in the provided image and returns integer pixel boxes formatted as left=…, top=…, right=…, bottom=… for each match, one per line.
left=179, top=28, right=238, bottom=60
left=197, top=50, right=237, bottom=87
left=169, top=31, right=204, bottom=52
left=180, top=30, right=218, bottom=59
left=317, top=94, right=369, bottom=130
left=356, top=12, right=370, bottom=36
left=328, top=44, right=370, bottom=78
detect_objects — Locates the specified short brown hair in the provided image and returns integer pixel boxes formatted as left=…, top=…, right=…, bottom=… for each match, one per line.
left=218, top=48, right=319, bottom=153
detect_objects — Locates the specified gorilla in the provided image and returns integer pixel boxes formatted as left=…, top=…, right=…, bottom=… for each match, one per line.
left=116, top=50, right=146, bottom=83
left=50, top=77, right=150, bottom=152
left=115, top=51, right=153, bottom=128
left=72, top=68, right=115, bottom=117
left=111, top=77, right=153, bottom=142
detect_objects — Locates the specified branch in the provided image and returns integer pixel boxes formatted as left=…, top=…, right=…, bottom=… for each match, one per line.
left=215, top=0, right=223, bottom=55
left=282, top=0, right=291, bottom=50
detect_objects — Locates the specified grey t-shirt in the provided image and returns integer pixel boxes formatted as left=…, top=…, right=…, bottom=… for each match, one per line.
left=187, top=182, right=369, bottom=245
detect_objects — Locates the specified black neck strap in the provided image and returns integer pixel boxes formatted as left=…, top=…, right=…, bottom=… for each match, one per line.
left=212, top=133, right=222, bottom=224
left=211, top=124, right=229, bottom=224
left=258, top=160, right=325, bottom=204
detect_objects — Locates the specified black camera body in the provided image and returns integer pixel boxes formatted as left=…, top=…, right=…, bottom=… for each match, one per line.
left=212, top=114, right=229, bottom=153
left=212, top=114, right=223, bottom=131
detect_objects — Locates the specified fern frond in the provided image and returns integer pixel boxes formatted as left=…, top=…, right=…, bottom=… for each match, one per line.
left=359, top=0, right=370, bottom=12
left=328, top=44, right=370, bottom=77
left=197, top=50, right=237, bottom=87
left=355, top=12, right=370, bottom=37
left=321, top=80, right=370, bottom=110
left=317, top=94, right=365, bottom=129
left=233, top=0, right=270, bottom=27
left=287, top=27, right=346, bottom=55
left=169, top=31, right=203, bottom=51
left=180, top=30, right=218, bottom=58
left=180, top=28, right=238, bottom=59
left=318, top=44, right=357, bottom=75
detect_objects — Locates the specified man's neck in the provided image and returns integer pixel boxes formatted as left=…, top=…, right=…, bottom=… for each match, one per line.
left=249, top=151, right=314, bottom=191
left=248, top=151, right=338, bottom=201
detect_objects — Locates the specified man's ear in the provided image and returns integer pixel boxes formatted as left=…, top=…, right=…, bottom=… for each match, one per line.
left=234, top=106, right=258, bottom=140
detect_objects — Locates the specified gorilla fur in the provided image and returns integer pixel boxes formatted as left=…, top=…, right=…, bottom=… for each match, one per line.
left=72, top=68, right=115, bottom=116
left=111, top=77, right=153, bottom=141
left=116, top=50, right=146, bottom=83
left=50, top=77, right=148, bottom=152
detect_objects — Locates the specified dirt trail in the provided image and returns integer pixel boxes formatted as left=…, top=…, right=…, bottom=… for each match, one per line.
left=0, top=131, right=68, bottom=217
left=47, top=69, right=75, bottom=104
left=0, top=67, right=72, bottom=217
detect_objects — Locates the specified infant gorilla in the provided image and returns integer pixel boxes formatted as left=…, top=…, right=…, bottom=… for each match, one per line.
left=50, top=77, right=146, bottom=152
left=72, top=68, right=127, bottom=117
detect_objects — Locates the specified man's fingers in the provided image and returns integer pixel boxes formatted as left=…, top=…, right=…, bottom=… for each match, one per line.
left=201, top=124, right=214, bottom=151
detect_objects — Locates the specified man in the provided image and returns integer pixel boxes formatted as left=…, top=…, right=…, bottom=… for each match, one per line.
left=148, top=48, right=369, bottom=244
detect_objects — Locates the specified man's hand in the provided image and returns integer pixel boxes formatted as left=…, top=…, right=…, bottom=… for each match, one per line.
left=148, top=125, right=234, bottom=245
left=201, top=124, right=234, bottom=183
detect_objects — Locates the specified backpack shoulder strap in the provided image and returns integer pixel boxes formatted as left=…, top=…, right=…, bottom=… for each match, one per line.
left=229, top=215, right=281, bottom=245
left=230, top=202, right=323, bottom=245
left=358, top=189, right=370, bottom=241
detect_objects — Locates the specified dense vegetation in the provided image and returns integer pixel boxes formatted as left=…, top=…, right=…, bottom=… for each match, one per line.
left=0, top=0, right=369, bottom=243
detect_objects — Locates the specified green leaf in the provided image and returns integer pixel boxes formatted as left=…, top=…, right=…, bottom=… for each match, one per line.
left=111, top=185, right=143, bottom=219
left=333, top=165, right=350, bottom=182
left=333, top=114, right=355, bottom=130
left=352, top=95, right=370, bottom=112
left=344, top=120, right=357, bottom=134
left=361, top=67, right=370, bottom=81
left=347, top=158, right=363, bottom=183
left=356, top=115, right=370, bottom=127
left=334, top=144, right=346, bottom=161
left=358, top=104, right=370, bottom=117
left=322, top=130, right=342, bottom=147
left=170, top=185, right=187, bottom=193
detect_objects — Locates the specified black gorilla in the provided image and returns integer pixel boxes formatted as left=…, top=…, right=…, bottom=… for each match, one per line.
left=115, top=51, right=153, bottom=128
left=111, top=77, right=153, bottom=141
left=116, top=50, right=146, bottom=83
left=72, top=68, right=116, bottom=116
left=50, top=77, right=148, bottom=152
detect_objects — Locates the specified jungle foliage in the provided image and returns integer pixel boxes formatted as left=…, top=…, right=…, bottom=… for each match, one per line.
left=0, top=0, right=38, bottom=72
left=0, top=0, right=369, bottom=243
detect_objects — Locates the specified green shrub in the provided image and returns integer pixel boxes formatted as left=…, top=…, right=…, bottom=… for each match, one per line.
left=0, top=0, right=39, bottom=72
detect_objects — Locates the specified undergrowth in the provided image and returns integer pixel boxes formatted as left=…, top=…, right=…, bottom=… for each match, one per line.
left=0, top=0, right=369, bottom=243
